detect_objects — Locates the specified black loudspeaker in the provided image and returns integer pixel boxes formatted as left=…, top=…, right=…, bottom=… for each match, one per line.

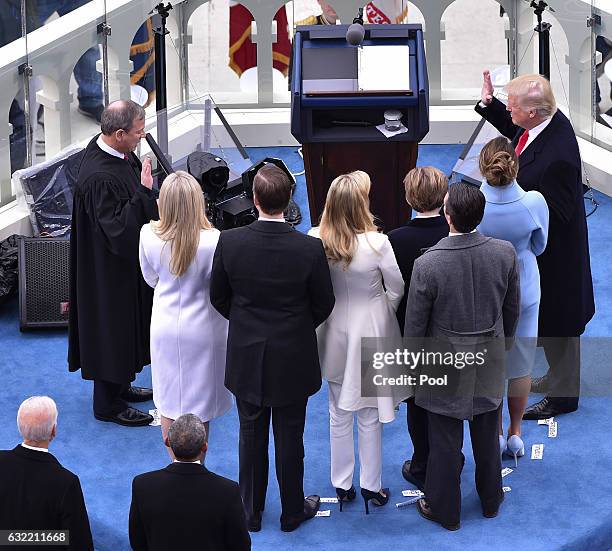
left=18, top=237, right=70, bottom=331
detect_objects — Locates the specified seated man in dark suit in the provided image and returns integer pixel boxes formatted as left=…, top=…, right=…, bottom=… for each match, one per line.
left=129, top=414, right=251, bottom=551
left=405, top=183, right=520, bottom=530
left=388, top=166, right=449, bottom=492
left=0, top=396, right=93, bottom=550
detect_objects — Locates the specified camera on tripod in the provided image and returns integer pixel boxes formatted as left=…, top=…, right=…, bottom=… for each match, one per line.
left=186, top=152, right=298, bottom=230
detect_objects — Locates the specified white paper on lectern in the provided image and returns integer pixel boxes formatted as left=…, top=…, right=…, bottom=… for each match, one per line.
left=358, top=45, right=410, bottom=91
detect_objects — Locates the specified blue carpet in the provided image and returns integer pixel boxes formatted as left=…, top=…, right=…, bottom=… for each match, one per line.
left=0, top=145, right=610, bottom=550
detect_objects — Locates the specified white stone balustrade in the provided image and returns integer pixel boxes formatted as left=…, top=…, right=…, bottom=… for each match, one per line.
left=0, top=0, right=610, bottom=209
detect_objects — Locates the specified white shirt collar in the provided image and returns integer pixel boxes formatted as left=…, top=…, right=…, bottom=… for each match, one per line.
left=522, top=116, right=552, bottom=152
left=258, top=216, right=286, bottom=223
left=97, top=135, right=125, bottom=160
left=449, top=229, right=477, bottom=237
left=416, top=213, right=441, bottom=219
left=21, top=443, right=49, bottom=453
left=173, top=459, right=201, bottom=464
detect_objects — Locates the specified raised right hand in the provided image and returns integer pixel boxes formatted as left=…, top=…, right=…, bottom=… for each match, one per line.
left=481, top=69, right=494, bottom=106
left=141, top=156, right=153, bottom=190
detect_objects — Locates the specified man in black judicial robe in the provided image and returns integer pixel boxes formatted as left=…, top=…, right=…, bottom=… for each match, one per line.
left=476, top=71, right=595, bottom=419
left=68, top=100, right=158, bottom=426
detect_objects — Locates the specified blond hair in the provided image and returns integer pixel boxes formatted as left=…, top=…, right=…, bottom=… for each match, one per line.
left=152, top=171, right=213, bottom=277
left=479, top=137, right=518, bottom=186
left=318, top=170, right=378, bottom=268
left=505, top=74, right=557, bottom=118
left=404, top=166, right=448, bottom=213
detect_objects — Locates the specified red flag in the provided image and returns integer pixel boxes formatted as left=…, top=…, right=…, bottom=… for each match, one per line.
left=229, top=4, right=291, bottom=77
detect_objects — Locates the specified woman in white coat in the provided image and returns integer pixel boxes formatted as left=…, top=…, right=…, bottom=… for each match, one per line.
left=309, top=170, right=405, bottom=514
left=139, top=171, right=232, bottom=455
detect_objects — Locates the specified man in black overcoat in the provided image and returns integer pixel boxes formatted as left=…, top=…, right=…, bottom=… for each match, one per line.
left=129, top=414, right=251, bottom=551
left=210, top=165, right=335, bottom=532
left=0, top=397, right=94, bottom=550
left=476, top=71, right=595, bottom=419
left=69, top=100, right=158, bottom=426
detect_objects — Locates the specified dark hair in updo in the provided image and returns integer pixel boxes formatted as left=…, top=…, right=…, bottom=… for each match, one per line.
left=479, top=137, right=518, bottom=187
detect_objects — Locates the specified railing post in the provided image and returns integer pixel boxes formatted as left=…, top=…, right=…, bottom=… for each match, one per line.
left=0, top=119, right=15, bottom=206
left=36, top=75, right=73, bottom=159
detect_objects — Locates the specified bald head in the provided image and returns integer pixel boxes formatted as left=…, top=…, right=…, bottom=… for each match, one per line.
left=17, top=396, right=57, bottom=446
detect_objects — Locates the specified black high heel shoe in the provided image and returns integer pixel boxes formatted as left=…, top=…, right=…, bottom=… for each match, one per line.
left=335, top=486, right=356, bottom=512
left=361, top=488, right=390, bottom=515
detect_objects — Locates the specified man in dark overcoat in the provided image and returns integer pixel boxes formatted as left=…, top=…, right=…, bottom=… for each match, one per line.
left=69, top=100, right=158, bottom=426
left=129, top=414, right=251, bottom=551
left=476, top=71, right=595, bottom=419
left=0, top=396, right=94, bottom=550
left=210, top=165, right=335, bottom=533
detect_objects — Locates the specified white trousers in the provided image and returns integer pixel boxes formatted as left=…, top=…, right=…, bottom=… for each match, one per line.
left=328, top=382, right=382, bottom=492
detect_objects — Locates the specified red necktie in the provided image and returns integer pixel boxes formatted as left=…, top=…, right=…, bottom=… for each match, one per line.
left=123, top=154, right=129, bottom=161
left=515, top=130, right=529, bottom=156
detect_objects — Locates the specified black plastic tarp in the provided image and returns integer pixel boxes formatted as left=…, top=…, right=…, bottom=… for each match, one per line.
left=0, top=235, right=20, bottom=305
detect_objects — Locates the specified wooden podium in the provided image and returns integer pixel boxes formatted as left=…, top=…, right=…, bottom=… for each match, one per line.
left=291, top=24, right=429, bottom=233
left=302, top=140, right=417, bottom=232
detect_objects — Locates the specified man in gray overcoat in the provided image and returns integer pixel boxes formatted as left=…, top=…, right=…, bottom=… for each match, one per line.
left=404, top=183, right=520, bottom=530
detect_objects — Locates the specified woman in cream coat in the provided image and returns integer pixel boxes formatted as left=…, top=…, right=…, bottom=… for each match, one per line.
left=309, top=170, right=406, bottom=513
left=139, top=171, right=232, bottom=455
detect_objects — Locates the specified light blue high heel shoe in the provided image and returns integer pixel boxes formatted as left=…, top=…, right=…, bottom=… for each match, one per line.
left=505, top=435, right=525, bottom=467
left=499, top=434, right=507, bottom=456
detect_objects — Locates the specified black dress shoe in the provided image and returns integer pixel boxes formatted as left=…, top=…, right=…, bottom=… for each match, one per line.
left=402, top=460, right=425, bottom=491
left=247, top=512, right=262, bottom=532
left=416, top=498, right=460, bottom=531
left=483, top=490, right=504, bottom=518
left=523, top=397, right=578, bottom=420
left=120, top=386, right=153, bottom=403
left=280, top=495, right=320, bottom=532
left=94, top=407, right=153, bottom=426
left=530, top=375, right=550, bottom=394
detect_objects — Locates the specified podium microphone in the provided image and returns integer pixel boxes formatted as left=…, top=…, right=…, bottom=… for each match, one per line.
left=346, top=8, right=365, bottom=46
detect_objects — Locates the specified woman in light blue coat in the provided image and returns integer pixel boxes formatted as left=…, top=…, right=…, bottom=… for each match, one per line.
left=478, top=137, right=549, bottom=465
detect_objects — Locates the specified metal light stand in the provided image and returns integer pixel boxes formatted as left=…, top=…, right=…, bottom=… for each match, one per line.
left=97, top=21, right=111, bottom=107
left=153, top=3, right=173, bottom=158
left=19, top=0, right=33, bottom=167
left=528, top=0, right=554, bottom=79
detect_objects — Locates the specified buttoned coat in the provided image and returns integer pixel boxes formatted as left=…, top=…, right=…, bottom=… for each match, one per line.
left=404, top=232, right=520, bottom=420
left=210, top=220, right=335, bottom=407
left=129, top=463, right=250, bottom=551
left=309, top=229, right=406, bottom=422
left=0, top=446, right=93, bottom=551
left=478, top=180, right=549, bottom=378
left=475, top=98, right=594, bottom=337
